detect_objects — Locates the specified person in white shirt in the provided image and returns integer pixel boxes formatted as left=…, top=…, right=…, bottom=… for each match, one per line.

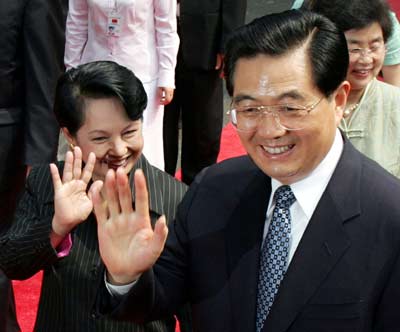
left=64, top=0, right=179, bottom=170
left=92, top=10, right=400, bottom=331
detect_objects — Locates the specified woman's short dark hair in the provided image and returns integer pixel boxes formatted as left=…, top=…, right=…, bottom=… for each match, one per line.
left=224, top=9, right=349, bottom=98
left=54, top=61, right=147, bottom=135
left=303, top=0, right=393, bottom=42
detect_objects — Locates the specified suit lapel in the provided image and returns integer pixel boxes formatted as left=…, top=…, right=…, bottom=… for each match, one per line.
left=262, top=139, right=362, bottom=332
left=226, top=169, right=271, bottom=331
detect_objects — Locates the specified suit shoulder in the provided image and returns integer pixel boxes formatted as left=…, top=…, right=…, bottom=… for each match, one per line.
left=195, top=156, right=259, bottom=184
left=188, top=156, right=266, bottom=200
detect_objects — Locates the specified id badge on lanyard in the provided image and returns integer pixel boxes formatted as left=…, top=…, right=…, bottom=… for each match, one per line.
left=107, top=0, right=122, bottom=37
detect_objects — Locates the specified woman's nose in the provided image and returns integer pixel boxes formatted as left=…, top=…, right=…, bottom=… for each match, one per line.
left=111, top=137, right=128, bottom=156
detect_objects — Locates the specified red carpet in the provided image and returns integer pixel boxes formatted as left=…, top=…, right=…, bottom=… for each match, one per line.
left=13, top=273, right=42, bottom=332
left=12, top=123, right=244, bottom=331
left=391, top=0, right=399, bottom=13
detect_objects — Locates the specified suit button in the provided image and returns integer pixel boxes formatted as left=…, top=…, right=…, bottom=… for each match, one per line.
left=91, top=265, right=98, bottom=279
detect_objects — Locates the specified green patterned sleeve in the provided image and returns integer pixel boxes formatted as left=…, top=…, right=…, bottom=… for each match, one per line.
left=384, top=12, right=400, bottom=66
left=291, top=0, right=304, bottom=9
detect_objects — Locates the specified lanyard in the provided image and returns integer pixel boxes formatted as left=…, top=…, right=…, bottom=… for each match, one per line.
left=107, top=0, right=121, bottom=37
left=109, top=0, right=118, bottom=13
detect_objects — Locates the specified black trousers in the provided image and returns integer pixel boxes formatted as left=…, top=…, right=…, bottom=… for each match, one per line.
left=163, top=49, right=223, bottom=184
left=0, top=122, right=26, bottom=332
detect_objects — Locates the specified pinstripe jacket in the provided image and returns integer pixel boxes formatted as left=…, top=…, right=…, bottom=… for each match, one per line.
left=0, top=155, right=188, bottom=332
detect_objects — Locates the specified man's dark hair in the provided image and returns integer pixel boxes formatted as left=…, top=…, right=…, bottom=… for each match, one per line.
left=54, top=61, right=147, bottom=135
left=224, top=10, right=349, bottom=98
left=302, top=0, right=393, bottom=42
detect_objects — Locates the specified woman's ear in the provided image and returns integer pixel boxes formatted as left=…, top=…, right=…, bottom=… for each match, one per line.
left=61, top=127, right=76, bottom=148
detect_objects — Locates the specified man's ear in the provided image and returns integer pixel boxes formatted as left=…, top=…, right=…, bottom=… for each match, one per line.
left=333, top=80, right=351, bottom=125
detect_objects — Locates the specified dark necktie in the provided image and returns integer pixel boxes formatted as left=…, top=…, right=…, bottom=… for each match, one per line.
left=255, top=185, right=296, bottom=332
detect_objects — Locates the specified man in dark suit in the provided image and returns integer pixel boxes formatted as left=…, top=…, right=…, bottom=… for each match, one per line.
left=0, top=0, right=67, bottom=330
left=95, top=10, right=400, bottom=331
left=163, top=0, right=247, bottom=184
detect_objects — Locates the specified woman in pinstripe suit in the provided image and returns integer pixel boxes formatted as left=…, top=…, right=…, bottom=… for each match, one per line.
left=0, top=61, right=191, bottom=332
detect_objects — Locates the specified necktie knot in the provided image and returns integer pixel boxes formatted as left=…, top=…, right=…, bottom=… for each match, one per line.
left=274, top=185, right=295, bottom=209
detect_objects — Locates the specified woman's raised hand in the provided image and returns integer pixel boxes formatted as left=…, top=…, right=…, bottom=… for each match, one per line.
left=50, top=147, right=101, bottom=239
left=92, top=168, right=168, bottom=285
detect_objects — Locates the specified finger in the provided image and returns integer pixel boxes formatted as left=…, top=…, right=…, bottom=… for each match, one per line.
left=165, top=94, right=173, bottom=105
left=152, top=215, right=168, bottom=255
left=81, top=152, right=96, bottom=184
left=134, top=169, right=150, bottom=220
left=105, top=169, right=120, bottom=218
left=116, top=167, right=133, bottom=214
left=88, top=179, right=103, bottom=202
left=73, top=146, right=82, bottom=179
left=26, top=165, right=32, bottom=179
left=160, top=90, right=166, bottom=104
left=50, top=163, right=63, bottom=191
left=62, top=151, right=74, bottom=182
left=215, top=55, right=222, bottom=70
left=92, top=180, right=108, bottom=226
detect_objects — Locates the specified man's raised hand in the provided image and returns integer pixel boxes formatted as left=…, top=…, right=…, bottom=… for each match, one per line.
left=92, top=168, right=168, bottom=285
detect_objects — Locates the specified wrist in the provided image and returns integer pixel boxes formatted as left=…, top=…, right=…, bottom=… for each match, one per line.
left=106, top=271, right=140, bottom=286
left=50, top=227, right=69, bottom=249
left=51, top=215, right=73, bottom=239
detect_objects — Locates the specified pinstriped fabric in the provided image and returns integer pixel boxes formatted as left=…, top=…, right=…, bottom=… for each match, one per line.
left=0, top=155, right=188, bottom=332
left=132, top=157, right=186, bottom=224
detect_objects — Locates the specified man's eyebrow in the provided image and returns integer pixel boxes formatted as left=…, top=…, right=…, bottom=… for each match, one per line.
left=232, top=94, right=257, bottom=104
left=232, top=90, right=306, bottom=104
left=275, top=91, right=306, bottom=101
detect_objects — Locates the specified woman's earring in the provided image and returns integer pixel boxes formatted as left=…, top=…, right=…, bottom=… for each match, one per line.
left=69, top=143, right=75, bottom=150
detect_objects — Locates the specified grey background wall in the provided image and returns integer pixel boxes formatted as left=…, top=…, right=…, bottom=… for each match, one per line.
left=246, top=0, right=294, bottom=22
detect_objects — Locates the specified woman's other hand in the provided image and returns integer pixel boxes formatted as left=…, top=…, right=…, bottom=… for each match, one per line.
left=50, top=147, right=101, bottom=246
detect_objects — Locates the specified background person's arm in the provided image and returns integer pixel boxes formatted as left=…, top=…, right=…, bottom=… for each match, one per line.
left=64, top=0, right=89, bottom=70
left=154, top=0, right=179, bottom=104
left=23, top=0, right=65, bottom=167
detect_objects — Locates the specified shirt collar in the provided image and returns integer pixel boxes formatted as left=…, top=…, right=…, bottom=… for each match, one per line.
left=271, top=129, right=344, bottom=218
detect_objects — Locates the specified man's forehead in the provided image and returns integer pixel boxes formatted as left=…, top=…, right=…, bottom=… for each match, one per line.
left=232, top=51, right=316, bottom=101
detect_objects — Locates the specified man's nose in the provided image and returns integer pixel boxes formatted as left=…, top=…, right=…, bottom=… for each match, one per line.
left=256, top=112, right=287, bottom=138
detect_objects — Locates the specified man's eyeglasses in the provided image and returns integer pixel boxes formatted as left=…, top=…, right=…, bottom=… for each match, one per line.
left=227, top=98, right=323, bottom=132
left=348, top=44, right=386, bottom=59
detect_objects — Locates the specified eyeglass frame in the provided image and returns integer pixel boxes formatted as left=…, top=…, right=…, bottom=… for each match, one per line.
left=348, top=43, right=386, bottom=59
left=227, top=97, right=324, bottom=132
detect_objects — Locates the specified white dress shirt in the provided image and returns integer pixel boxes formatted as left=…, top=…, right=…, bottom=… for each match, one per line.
left=64, top=0, right=179, bottom=87
left=265, top=129, right=344, bottom=265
